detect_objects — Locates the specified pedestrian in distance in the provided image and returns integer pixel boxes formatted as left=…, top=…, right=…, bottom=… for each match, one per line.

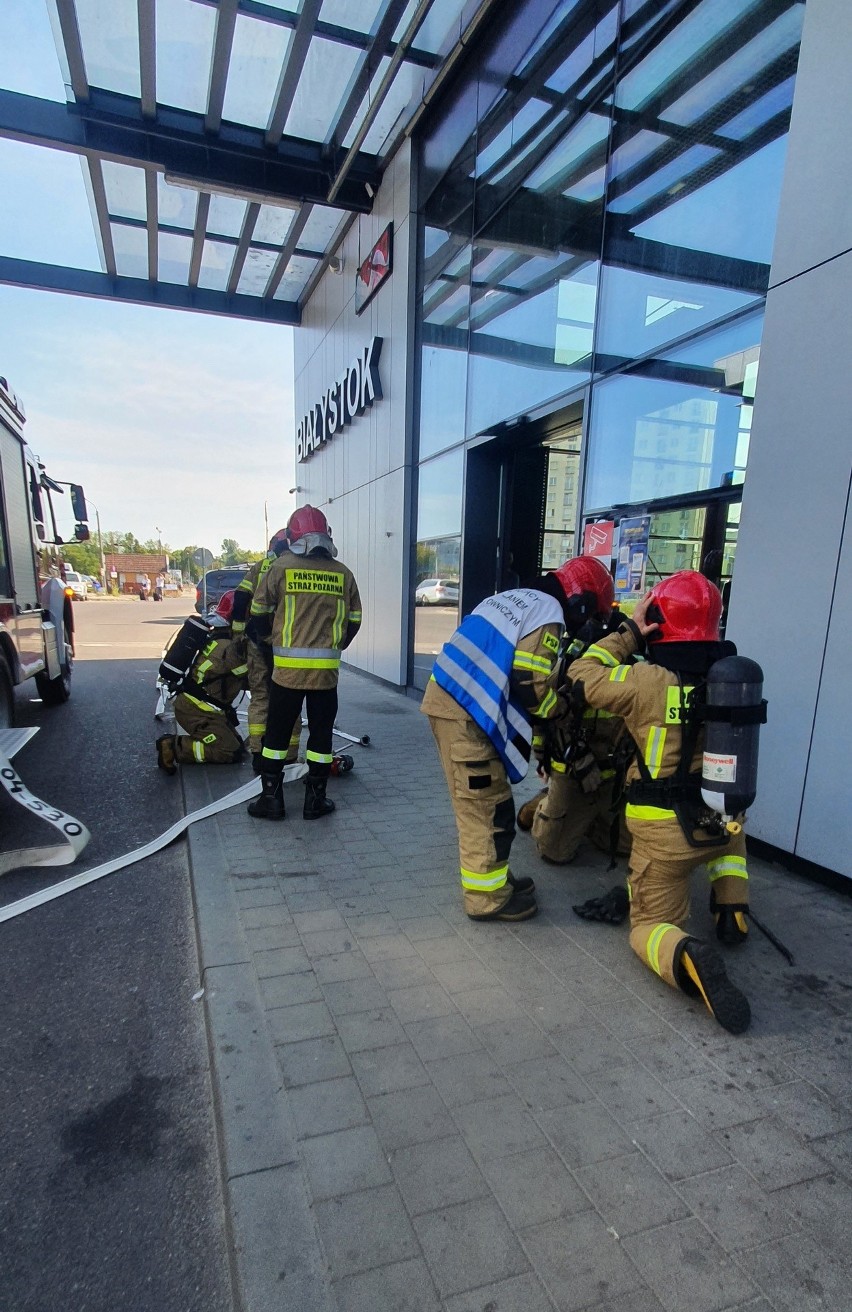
left=245, top=506, right=361, bottom=822
left=571, top=571, right=754, bottom=1033
left=421, top=557, right=616, bottom=923
left=156, top=590, right=248, bottom=773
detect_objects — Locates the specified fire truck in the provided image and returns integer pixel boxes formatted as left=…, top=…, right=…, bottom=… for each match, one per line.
left=0, top=375, right=90, bottom=726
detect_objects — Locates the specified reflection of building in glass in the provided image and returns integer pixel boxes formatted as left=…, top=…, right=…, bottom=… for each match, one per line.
left=416, top=535, right=460, bottom=585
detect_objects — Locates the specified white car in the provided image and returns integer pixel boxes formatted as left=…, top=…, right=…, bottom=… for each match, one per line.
left=63, top=569, right=88, bottom=601
left=415, top=578, right=459, bottom=606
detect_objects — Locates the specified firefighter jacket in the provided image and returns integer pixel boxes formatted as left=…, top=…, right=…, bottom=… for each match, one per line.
left=231, top=553, right=276, bottom=634
left=249, top=547, right=362, bottom=690
left=571, top=625, right=705, bottom=823
left=181, top=628, right=248, bottom=716
left=421, top=587, right=568, bottom=783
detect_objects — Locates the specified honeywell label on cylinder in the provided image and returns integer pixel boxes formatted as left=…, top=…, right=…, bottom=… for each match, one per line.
left=704, top=752, right=737, bottom=782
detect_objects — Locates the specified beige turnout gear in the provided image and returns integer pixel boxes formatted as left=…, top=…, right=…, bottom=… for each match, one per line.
left=530, top=711, right=631, bottom=864
left=250, top=548, right=362, bottom=691
left=173, top=631, right=248, bottom=764
left=233, top=556, right=276, bottom=754
left=422, top=595, right=567, bottom=918
left=573, top=625, right=750, bottom=988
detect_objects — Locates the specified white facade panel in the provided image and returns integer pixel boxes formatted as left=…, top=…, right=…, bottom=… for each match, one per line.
left=293, top=140, right=415, bottom=687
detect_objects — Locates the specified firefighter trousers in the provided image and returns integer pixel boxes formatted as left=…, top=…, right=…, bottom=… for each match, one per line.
left=427, top=713, right=515, bottom=917
left=531, top=770, right=630, bottom=864
left=246, top=643, right=272, bottom=756
left=262, top=684, right=337, bottom=778
left=625, top=818, right=749, bottom=987
left=174, top=694, right=244, bottom=764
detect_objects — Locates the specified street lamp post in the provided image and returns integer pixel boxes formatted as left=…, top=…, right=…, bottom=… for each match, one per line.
left=87, top=498, right=107, bottom=593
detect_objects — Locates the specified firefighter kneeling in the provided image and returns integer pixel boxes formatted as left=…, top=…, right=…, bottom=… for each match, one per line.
left=156, top=590, right=248, bottom=773
left=571, top=571, right=765, bottom=1034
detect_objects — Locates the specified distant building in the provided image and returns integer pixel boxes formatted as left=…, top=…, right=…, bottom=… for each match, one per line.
left=105, top=553, right=169, bottom=595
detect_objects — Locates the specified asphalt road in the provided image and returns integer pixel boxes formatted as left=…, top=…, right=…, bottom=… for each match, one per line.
left=0, top=597, right=232, bottom=1312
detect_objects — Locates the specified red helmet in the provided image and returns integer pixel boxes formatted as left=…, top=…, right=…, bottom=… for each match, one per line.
left=287, top=505, right=329, bottom=542
left=552, top=556, right=614, bottom=620
left=269, top=527, right=289, bottom=555
left=215, top=589, right=236, bottom=622
left=646, top=570, right=722, bottom=643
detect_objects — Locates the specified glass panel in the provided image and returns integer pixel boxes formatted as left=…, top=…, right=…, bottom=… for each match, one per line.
left=112, top=222, right=149, bottom=278
left=541, top=429, right=582, bottom=568
left=284, top=37, right=361, bottom=141
left=298, top=206, right=348, bottom=253
left=0, top=141, right=102, bottom=269
left=320, top=0, right=386, bottom=33
left=157, top=0, right=217, bottom=114
left=584, top=372, right=747, bottom=509
left=0, top=1, right=67, bottom=100
left=102, top=162, right=148, bottom=222
left=207, top=195, right=247, bottom=238
left=404, top=0, right=466, bottom=54
left=413, top=446, right=463, bottom=689
left=253, top=204, right=296, bottom=246
left=645, top=507, right=707, bottom=582
left=475, top=97, right=552, bottom=179
left=719, top=74, right=797, bottom=142
left=158, top=176, right=197, bottom=231
left=349, top=63, right=424, bottom=156
left=272, top=255, right=320, bottom=300
left=158, top=231, right=193, bottom=284
left=222, top=13, right=291, bottom=130
left=419, top=232, right=469, bottom=459
left=75, top=0, right=140, bottom=97
left=237, top=247, right=279, bottom=296
left=197, top=239, right=235, bottom=291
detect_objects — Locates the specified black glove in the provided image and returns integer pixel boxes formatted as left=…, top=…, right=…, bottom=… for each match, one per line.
left=573, top=884, right=629, bottom=925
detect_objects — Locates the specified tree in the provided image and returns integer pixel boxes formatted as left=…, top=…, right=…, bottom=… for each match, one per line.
left=62, top=542, right=102, bottom=576
left=220, top=538, right=243, bottom=565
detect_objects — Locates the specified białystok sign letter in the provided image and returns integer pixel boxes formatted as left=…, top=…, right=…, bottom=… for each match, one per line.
left=296, top=337, right=383, bottom=463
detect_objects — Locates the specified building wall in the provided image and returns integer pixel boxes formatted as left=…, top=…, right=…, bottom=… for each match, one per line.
left=293, top=141, right=416, bottom=687
left=728, top=0, right=852, bottom=877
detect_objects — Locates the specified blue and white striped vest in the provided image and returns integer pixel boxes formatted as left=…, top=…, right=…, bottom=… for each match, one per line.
left=433, top=589, right=564, bottom=783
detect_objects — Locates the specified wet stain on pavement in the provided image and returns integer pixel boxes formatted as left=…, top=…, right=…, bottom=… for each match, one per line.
left=59, top=1072, right=171, bottom=1181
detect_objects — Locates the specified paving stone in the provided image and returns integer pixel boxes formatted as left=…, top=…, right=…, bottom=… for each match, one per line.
left=561, top=1292, right=666, bottom=1312
left=426, top=1049, right=513, bottom=1108
left=235, top=886, right=285, bottom=908
left=584, top=1060, right=681, bottom=1121
left=416, top=935, right=472, bottom=965
left=573, top=1150, right=690, bottom=1237
left=625, top=1031, right=715, bottom=1083
left=289, top=1075, right=369, bottom=1139
left=428, top=959, right=499, bottom=993
left=347, top=912, right=402, bottom=938
left=413, top=1198, right=529, bottom=1298
left=260, top=971, right=323, bottom=1010
left=360, top=932, right=419, bottom=963
left=332, top=1258, right=441, bottom=1312
left=677, top=1163, right=800, bottom=1250
left=444, top=1273, right=557, bottom=1312
left=723, top=1115, right=829, bottom=1189
left=387, top=982, right=457, bottom=1024
left=284, top=891, right=338, bottom=913
left=350, top=1042, right=431, bottom=1097
left=370, top=955, right=436, bottom=989
left=476, top=1020, right=559, bottom=1067
left=321, top=977, right=389, bottom=1016
left=504, top=1055, right=593, bottom=1113
left=253, top=944, right=311, bottom=978
left=301, top=1124, right=392, bottom=1200
left=240, top=903, right=295, bottom=930
left=293, top=908, right=349, bottom=933
left=275, top=1034, right=352, bottom=1088
left=407, top=1013, right=484, bottom=1062
left=265, top=1000, right=336, bottom=1044
left=624, top=1217, right=758, bottom=1312
left=368, top=1084, right=455, bottom=1151
left=521, top=1212, right=643, bottom=1312
left=455, top=985, right=526, bottom=1027
left=452, top=1094, right=548, bottom=1162
left=541, top=1020, right=628, bottom=1076
left=336, top=1007, right=408, bottom=1053
left=313, top=1184, right=420, bottom=1279
left=390, top=1135, right=490, bottom=1214
left=482, top=1145, right=590, bottom=1229
left=536, top=1101, right=635, bottom=1169
left=772, top=1171, right=849, bottom=1248
left=300, top=928, right=358, bottom=958
left=668, top=1072, right=764, bottom=1131
left=312, top=950, right=373, bottom=984
left=628, top=1111, right=735, bottom=1180
left=755, top=1080, right=852, bottom=1141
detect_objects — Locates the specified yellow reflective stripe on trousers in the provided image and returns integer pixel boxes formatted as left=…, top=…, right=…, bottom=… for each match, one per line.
left=646, top=922, right=680, bottom=976
left=644, top=726, right=666, bottom=778
left=513, top=651, right=553, bottom=674
left=248, top=718, right=267, bottom=734
left=460, top=864, right=509, bottom=891
left=192, top=741, right=205, bottom=762
left=262, top=747, right=290, bottom=760
left=183, top=692, right=224, bottom=715
left=585, top=644, right=619, bottom=667
left=609, top=665, right=630, bottom=683
left=707, top=854, right=748, bottom=881
left=306, top=749, right=333, bottom=764
left=626, top=802, right=676, bottom=821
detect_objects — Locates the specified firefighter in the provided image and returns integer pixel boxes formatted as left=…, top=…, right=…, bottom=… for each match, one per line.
left=246, top=505, right=361, bottom=821
left=421, top=557, right=615, bottom=923
left=156, top=590, right=248, bottom=773
left=571, top=571, right=752, bottom=1033
left=231, top=527, right=300, bottom=774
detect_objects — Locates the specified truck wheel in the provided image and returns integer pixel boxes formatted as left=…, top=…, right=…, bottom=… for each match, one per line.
left=0, top=653, right=14, bottom=728
left=35, top=622, right=72, bottom=706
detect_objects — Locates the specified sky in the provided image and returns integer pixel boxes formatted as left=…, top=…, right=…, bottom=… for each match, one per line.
left=0, top=0, right=298, bottom=556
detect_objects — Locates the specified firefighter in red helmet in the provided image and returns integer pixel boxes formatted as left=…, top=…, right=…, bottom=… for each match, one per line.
left=156, top=589, right=248, bottom=772
left=421, top=556, right=615, bottom=922
left=571, top=570, right=753, bottom=1034
left=246, top=505, right=361, bottom=821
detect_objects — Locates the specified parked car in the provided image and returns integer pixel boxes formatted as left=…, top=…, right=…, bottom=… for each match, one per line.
left=63, top=569, right=88, bottom=601
left=415, top=578, right=459, bottom=606
left=194, top=568, right=248, bottom=613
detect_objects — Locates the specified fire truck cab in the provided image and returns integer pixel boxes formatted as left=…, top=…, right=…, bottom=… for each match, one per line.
left=0, top=374, right=90, bottom=725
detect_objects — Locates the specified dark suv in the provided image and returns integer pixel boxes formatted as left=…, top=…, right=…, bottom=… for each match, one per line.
left=194, top=568, right=248, bottom=613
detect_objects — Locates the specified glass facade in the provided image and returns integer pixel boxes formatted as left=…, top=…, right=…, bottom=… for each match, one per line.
left=411, top=0, right=804, bottom=683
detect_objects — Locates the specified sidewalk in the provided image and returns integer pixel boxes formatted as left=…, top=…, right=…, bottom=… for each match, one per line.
left=183, top=669, right=852, bottom=1312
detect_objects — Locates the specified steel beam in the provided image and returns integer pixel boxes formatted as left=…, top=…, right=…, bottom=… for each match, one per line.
left=324, top=0, right=411, bottom=152
left=227, top=201, right=260, bottom=294
left=206, top=0, right=240, bottom=134
left=138, top=0, right=157, bottom=118
left=265, top=0, right=323, bottom=146
left=46, top=0, right=89, bottom=102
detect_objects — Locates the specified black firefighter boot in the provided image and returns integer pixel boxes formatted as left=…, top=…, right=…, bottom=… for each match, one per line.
left=303, top=770, right=335, bottom=820
left=248, top=770, right=285, bottom=821
left=674, top=937, right=750, bottom=1034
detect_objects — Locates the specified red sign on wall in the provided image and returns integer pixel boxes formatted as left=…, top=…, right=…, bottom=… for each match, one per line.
left=356, top=223, right=393, bottom=315
left=583, top=521, right=614, bottom=561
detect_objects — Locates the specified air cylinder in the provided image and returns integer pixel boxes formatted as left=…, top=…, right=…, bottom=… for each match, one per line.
left=701, top=655, right=766, bottom=821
